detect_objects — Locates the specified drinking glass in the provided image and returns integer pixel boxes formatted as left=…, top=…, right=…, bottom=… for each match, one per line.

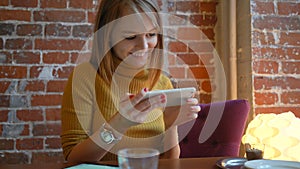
left=118, top=148, right=159, bottom=169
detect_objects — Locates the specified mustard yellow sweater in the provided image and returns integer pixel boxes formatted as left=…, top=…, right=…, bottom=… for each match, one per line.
left=61, top=62, right=173, bottom=161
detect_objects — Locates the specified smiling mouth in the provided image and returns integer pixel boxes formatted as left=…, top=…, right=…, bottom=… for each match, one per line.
left=129, top=52, right=147, bottom=57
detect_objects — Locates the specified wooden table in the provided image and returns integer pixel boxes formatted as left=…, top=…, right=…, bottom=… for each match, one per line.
left=0, top=157, right=223, bottom=169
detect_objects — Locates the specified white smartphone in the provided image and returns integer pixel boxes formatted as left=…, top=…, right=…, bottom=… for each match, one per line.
left=143, top=87, right=196, bottom=107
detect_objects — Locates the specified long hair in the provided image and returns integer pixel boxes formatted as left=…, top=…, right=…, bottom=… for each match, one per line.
left=90, top=0, right=164, bottom=89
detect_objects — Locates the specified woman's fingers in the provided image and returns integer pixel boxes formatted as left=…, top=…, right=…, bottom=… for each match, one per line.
left=129, top=88, right=148, bottom=106
left=119, top=89, right=167, bottom=124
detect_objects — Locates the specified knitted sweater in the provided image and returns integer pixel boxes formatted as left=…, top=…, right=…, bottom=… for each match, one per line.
left=61, top=61, right=173, bottom=161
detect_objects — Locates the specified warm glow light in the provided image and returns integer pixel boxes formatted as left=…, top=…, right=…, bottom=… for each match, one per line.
left=242, top=112, right=300, bottom=162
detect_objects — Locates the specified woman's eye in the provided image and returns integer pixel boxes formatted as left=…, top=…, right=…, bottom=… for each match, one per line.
left=147, top=33, right=157, bottom=37
left=125, top=35, right=136, bottom=40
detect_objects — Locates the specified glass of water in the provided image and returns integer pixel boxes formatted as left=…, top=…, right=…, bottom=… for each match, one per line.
left=118, top=148, right=159, bottom=169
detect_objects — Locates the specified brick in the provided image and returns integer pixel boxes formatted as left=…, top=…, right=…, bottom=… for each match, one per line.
left=21, top=80, right=45, bottom=92
left=199, top=53, right=214, bottom=66
left=201, top=80, right=214, bottom=93
left=253, top=60, right=279, bottom=74
left=0, top=51, right=13, bottom=64
left=0, top=110, right=9, bottom=121
left=0, top=9, right=31, bottom=21
left=253, top=47, right=300, bottom=60
left=16, top=109, right=43, bottom=121
left=29, top=66, right=50, bottom=79
left=167, top=1, right=176, bottom=12
left=9, top=95, right=28, bottom=108
left=16, top=138, right=43, bottom=150
left=0, top=0, right=9, bottom=6
left=45, top=108, right=61, bottom=121
left=190, top=14, right=217, bottom=27
left=45, top=24, right=71, bottom=37
left=43, top=52, right=69, bottom=64
left=19, top=124, right=30, bottom=136
left=0, top=152, right=29, bottom=164
left=0, top=66, right=27, bottom=78
left=0, top=139, right=14, bottom=150
left=255, top=107, right=300, bottom=118
left=282, top=62, right=300, bottom=74
left=0, top=81, right=11, bottom=93
left=70, top=52, right=91, bottom=64
left=40, top=0, right=67, bottom=8
left=278, top=2, right=300, bottom=15
left=88, top=11, right=97, bottom=23
left=73, top=25, right=94, bottom=37
left=11, top=0, right=37, bottom=7
left=46, top=80, right=67, bottom=92
left=168, top=41, right=188, bottom=52
left=199, top=93, right=212, bottom=104
left=282, top=91, right=300, bottom=104
left=0, top=95, right=9, bottom=107
left=167, top=14, right=188, bottom=25
left=188, top=41, right=215, bottom=53
left=252, top=31, right=275, bottom=46
left=280, top=32, right=300, bottom=46
left=52, top=66, right=74, bottom=78
left=31, top=152, right=64, bottom=164
left=35, top=39, right=86, bottom=50
left=33, top=123, right=61, bottom=136
left=5, top=38, right=33, bottom=50
left=16, top=24, right=43, bottom=36
left=0, top=51, right=14, bottom=64
left=177, top=53, right=200, bottom=65
left=188, top=67, right=210, bottom=79
left=201, top=28, right=215, bottom=40
left=31, top=94, right=62, bottom=106
left=168, top=53, right=176, bottom=65
left=168, top=67, right=186, bottom=78
left=200, top=2, right=217, bottom=13
left=177, top=27, right=202, bottom=41
left=176, top=1, right=200, bottom=13
left=0, top=23, right=14, bottom=35
left=69, top=0, right=95, bottom=9
left=45, top=137, right=62, bottom=149
left=34, top=10, right=86, bottom=22
left=254, top=76, right=300, bottom=90
left=253, top=16, right=300, bottom=31
left=255, top=92, right=279, bottom=105
left=13, top=51, right=40, bottom=64
left=251, top=1, right=274, bottom=15
left=2, top=123, right=30, bottom=137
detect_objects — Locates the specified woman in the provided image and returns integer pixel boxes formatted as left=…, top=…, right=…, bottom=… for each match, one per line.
left=61, top=0, right=200, bottom=164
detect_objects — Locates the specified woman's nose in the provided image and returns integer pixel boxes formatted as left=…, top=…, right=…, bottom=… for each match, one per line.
left=136, top=36, right=149, bottom=50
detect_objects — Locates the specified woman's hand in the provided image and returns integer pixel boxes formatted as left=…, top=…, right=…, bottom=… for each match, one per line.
left=117, top=88, right=167, bottom=126
left=163, top=97, right=201, bottom=129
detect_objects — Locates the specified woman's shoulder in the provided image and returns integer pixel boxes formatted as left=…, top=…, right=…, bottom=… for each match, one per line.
left=69, top=62, right=102, bottom=84
left=73, top=62, right=97, bottom=74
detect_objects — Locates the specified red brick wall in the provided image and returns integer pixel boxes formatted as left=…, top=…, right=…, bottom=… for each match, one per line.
left=0, top=0, right=97, bottom=164
left=251, top=0, right=300, bottom=117
left=0, top=0, right=217, bottom=164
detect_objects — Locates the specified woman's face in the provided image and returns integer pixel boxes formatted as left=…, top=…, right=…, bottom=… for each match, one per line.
left=111, top=8, right=159, bottom=68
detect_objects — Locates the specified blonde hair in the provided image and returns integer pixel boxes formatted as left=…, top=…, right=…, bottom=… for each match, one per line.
left=90, top=0, right=163, bottom=89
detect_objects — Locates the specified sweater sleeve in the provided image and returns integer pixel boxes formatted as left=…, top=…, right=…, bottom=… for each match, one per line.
left=60, top=63, right=96, bottom=160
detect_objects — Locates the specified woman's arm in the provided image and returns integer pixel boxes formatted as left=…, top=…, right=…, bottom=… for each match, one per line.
left=66, top=114, right=128, bottom=164
left=160, top=126, right=180, bottom=159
